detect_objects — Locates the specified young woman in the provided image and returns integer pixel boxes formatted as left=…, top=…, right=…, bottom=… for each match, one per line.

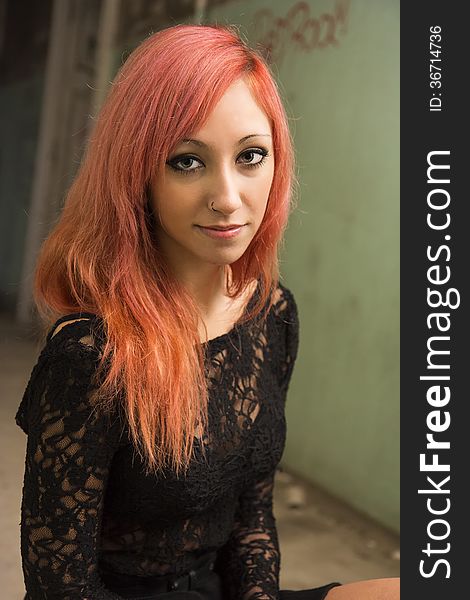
left=16, top=24, right=399, bottom=600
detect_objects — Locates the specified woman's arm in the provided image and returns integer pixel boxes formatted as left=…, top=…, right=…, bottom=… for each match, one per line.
left=17, top=328, right=124, bottom=599
left=217, top=470, right=280, bottom=600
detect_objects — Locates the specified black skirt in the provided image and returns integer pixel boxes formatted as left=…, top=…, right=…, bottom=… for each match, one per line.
left=99, top=551, right=342, bottom=600
left=102, top=577, right=341, bottom=600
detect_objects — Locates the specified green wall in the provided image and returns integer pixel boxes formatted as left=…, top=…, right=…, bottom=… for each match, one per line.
left=206, top=0, right=399, bottom=532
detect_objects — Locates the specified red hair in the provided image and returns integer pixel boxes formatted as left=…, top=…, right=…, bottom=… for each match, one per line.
left=34, top=24, right=296, bottom=475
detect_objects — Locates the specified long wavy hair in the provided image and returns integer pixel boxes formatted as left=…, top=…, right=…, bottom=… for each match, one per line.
left=33, top=24, right=296, bottom=475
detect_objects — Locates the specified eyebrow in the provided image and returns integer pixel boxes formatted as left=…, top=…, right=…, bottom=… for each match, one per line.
left=179, top=134, right=272, bottom=149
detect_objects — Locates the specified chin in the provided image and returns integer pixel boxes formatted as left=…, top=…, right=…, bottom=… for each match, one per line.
left=203, top=250, right=247, bottom=267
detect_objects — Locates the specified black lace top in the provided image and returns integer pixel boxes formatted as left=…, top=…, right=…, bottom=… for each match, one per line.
left=15, top=283, right=299, bottom=600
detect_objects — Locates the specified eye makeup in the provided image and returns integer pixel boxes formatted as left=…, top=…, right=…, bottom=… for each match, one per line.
left=166, top=148, right=270, bottom=175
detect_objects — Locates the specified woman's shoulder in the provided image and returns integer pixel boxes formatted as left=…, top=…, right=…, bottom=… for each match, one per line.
left=271, top=281, right=298, bottom=322
left=45, top=312, right=104, bottom=353
left=16, top=313, right=107, bottom=436
left=35, top=312, right=107, bottom=377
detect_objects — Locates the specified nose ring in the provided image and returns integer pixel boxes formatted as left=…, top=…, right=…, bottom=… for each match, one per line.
left=210, top=201, right=217, bottom=211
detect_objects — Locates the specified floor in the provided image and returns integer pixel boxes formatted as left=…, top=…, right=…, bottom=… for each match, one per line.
left=0, top=314, right=399, bottom=598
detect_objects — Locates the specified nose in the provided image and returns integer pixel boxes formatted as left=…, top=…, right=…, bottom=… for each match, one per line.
left=207, top=166, right=243, bottom=214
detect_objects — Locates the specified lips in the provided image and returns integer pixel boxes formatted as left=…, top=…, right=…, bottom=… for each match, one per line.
left=196, top=224, right=245, bottom=239
left=202, top=225, right=244, bottom=230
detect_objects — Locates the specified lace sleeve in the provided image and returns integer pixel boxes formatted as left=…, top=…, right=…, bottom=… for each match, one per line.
left=17, top=332, right=125, bottom=599
left=217, top=471, right=280, bottom=600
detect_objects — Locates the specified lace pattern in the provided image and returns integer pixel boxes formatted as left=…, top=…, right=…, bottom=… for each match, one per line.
left=16, top=283, right=299, bottom=599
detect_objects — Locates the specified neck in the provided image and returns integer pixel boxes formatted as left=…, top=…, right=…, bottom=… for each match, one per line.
left=165, top=261, right=257, bottom=344
left=172, top=263, right=231, bottom=316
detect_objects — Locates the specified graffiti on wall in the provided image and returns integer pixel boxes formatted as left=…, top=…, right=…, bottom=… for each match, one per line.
left=251, top=0, right=350, bottom=66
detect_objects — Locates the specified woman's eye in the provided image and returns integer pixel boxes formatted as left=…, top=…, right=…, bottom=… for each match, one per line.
left=167, top=156, right=203, bottom=173
left=237, top=149, right=269, bottom=168
left=167, top=148, right=269, bottom=175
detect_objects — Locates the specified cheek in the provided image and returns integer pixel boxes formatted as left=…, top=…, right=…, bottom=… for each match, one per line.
left=255, top=168, right=274, bottom=209
left=151, top=180, right=193, bottom=225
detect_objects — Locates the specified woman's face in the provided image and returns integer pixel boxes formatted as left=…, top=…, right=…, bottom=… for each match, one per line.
left=150, top=78, right=274, bottom=275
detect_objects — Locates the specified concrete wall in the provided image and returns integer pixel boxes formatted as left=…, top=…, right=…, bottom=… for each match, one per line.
left=0, top=77, right=45, bottom=312
left=0, top=1, right=52, bottom=312
left=206, top=0, right=399, bottom=532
